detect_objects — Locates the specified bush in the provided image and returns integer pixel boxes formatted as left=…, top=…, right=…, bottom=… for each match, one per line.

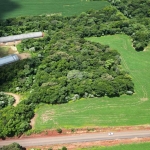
left=87, top=128, right=95, bottom=132
left=71, top=128, right=75, bottom=132
left=62, top=146, right=67, bottom=150
left=0, top=142, right=25, bottom=150
left=56, top=128, right=62, bottom=133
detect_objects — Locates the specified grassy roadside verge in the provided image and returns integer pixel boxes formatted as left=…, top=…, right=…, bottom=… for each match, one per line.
left=79, top=142, right=150, bottom=150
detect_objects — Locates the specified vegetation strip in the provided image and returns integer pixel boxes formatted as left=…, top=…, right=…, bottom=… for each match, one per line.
left=79, top=142, right=150, bottom=150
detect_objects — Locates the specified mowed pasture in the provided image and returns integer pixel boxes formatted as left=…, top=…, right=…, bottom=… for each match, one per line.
left=0, top=0, right=109, bottom=19
left=80, top=142, right=150, bottom=150
left=34, top=34, right=150, bottom=130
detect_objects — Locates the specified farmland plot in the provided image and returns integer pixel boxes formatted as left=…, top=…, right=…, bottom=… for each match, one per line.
left=0, top=0, right=109, bottom=19
left=35, top=34, right=150, bottom=130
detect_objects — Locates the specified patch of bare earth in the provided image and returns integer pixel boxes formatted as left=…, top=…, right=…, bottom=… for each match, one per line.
left=17, top=53, right=31, bottom=60
left=141, top=98, right=148, bottom=102
left=4, top=92, right=20, bottom=106
left=30, top=115, right=37, bottom=129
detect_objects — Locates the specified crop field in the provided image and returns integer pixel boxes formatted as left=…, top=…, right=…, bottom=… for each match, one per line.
left=0, top=0, right=109, bottom=20
left=34, top=34, right=150, bottom=130
left=80, top=142, right=150, bottom=150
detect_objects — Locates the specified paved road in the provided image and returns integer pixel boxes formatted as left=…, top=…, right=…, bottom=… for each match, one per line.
left=0, top=130, right=150, bottom=147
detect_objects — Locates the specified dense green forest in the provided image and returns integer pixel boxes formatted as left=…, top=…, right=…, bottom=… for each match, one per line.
left=0, top=0, right=150, bottom=137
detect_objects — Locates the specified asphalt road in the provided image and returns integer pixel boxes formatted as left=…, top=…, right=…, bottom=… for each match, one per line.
left=0, top=130, right=150, bottom=147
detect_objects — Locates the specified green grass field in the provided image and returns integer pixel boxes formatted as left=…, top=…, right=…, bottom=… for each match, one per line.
left=79, top=142, right=150, bottom=150
left=34, top=34, right=150, bottom=130
left=0, top=47, right=11, bottom=57
left=0, top=0, right=109, bottom=20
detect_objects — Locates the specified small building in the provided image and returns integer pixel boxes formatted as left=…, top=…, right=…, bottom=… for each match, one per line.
left=0, top=32, right=43, bottom=43
left=0, top=54, right=19, bottom=66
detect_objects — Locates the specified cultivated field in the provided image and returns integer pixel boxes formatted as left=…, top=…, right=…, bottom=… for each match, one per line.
left=80, top=142, right=150, bottom=150
left=0, top=0, right=109, bottom=20
left=34, top=34, right=150, bottom=130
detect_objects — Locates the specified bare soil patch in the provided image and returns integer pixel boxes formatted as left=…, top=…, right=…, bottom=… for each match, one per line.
left=141, top=98, right=148, bottom=102
left=17, top=53, right=31, bottom=60
left=30, top=115, right=37, bottom=129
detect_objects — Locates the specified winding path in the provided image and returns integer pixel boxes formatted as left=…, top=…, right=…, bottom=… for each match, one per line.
left=4, top=92, right=20, bottom=106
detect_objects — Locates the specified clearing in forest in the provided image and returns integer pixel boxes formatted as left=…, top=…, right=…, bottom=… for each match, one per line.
left=0, top=46, right=18, bottom=57
left=0, top=0, right=109, bottom=20
left=34, top=34, right=150, bottom=130
left=0, top=44, right=31, bottom=60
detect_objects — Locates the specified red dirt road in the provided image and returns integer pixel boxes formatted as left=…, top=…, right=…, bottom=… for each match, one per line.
left=1, top=130, right=150, bottom=148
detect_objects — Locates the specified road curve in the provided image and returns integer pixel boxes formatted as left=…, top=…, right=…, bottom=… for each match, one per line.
left=4, top=92, right=20, bottom=106
left=0, top=130, right=150, bottom=147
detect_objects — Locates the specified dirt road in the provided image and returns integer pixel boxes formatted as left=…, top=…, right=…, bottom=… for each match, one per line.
left=1, top=130, right=150, bottom=147
left=4, top=92, right=20, bottom=106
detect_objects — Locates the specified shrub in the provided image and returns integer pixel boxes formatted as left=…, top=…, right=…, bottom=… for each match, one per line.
left=87, top=128, right=95, bottom=132
left=71, top=128, right=75, bottom=132
left=57, top=128, right=62, bottom=133
left=0, top=142, right=25, bottom=150
left=62, top=146, right=67, bottom=150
